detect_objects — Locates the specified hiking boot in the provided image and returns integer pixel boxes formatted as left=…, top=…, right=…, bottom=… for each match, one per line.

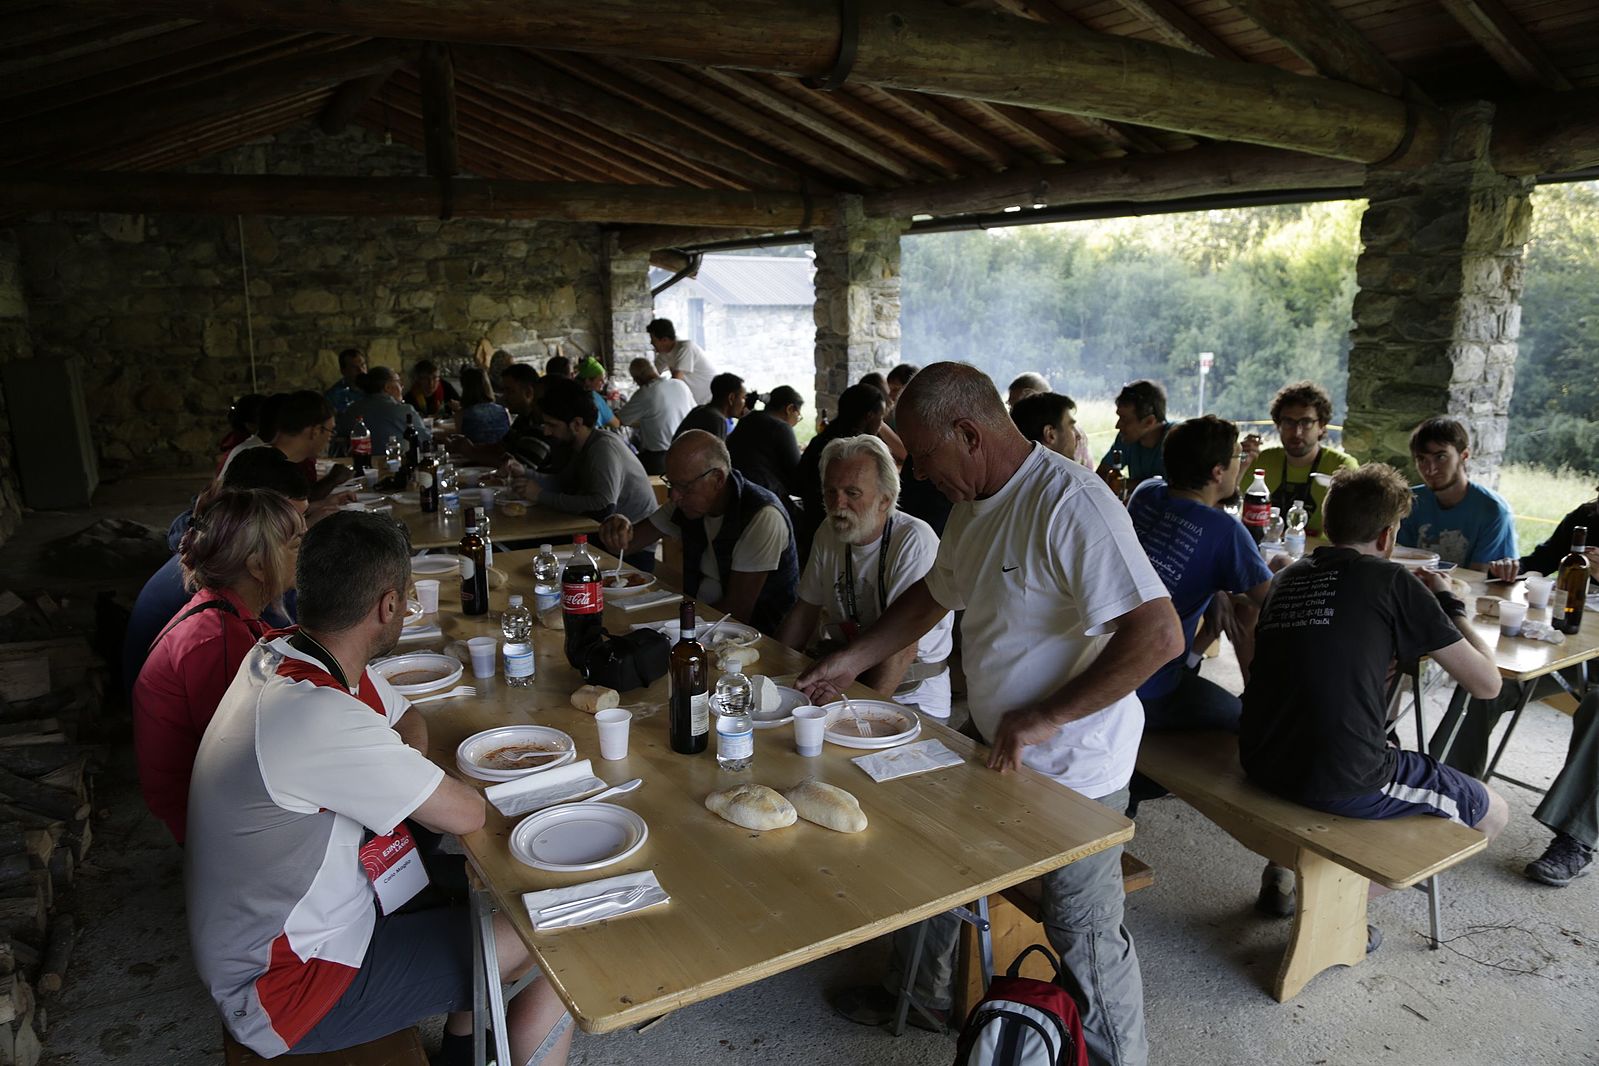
left=1366, top=925, right=1382, bottom=955
left=1255, top=863, right=1295, bottom=918
left=1524, top=833, right=1594, bottom=887
left=830, top=985, right=948, bottom=1033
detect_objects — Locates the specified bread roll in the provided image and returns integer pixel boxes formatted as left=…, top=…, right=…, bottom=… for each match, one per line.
left=717, top=646, right=759, bottom=673
left=705, top=784, right=796, bottom=831
left=783, top=778, right=867, bottom=833
left=570, top=685, right=620, bottom=713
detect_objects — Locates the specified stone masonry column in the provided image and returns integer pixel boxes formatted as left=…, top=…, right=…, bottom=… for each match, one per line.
left=604, top=233, right=653, bottom=375
left=1342, top=102, right=1534, bottom=485
left=811, top=196, right=907, bottom=417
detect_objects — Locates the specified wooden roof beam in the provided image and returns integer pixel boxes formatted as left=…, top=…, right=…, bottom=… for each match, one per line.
left=64, top=0, right=1442, bottom=165
left=1113, top=0, right=1239, bottom=60
left=1491, top=88, right=1599, bottom=176
left=1224, top=0, right=1408, bottom=97
left=420, top=42, right=459, bottom=177
left=615, top=225, right=780, bottom=255
left=0, top=171, right=839, bottom=228
left=869, top=88, right=1026, bottom=170
left=863, top=142, right=1362, bottom=219
left=1440, top=0, right=1573, bottom=92
left=959, top=100, right=1101, bottom=164
left=786, top=84, right=971, bottom=178
left=320, top=65, right=399, bottom=134
left=368, top=105, right=613, bottom=183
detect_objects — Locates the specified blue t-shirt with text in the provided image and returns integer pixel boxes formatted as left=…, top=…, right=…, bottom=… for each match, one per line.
left=1398, top=482, right=1517, bottom=566
left=1128, top=479, right=1272, bottom=700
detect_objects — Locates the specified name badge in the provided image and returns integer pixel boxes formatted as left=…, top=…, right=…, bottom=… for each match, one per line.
left=359, top=824, right=429, bottom=915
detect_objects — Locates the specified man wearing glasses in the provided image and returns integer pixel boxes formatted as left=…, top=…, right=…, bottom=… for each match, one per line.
left=1239, top=381, right=1358, bottom=537
left=599, top=430, right=798, bottom=634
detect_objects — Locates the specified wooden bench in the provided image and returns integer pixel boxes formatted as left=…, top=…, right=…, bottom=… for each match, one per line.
left=953, top=853, right=1154, bottom=1017
left=223, top=1027, right=427, bottom=1066
left=1136, top=730, right=1488, bottom=1001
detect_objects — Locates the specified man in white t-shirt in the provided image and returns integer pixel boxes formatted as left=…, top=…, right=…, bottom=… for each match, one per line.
left=647, top=317, right=718, bottom=405
left=185, top=512, right=572, bottom=1066
left=777, top=434, right=954, bottom=718
left=800, top=363, right=1180, bottom=1066
left=599, top=430, right=799, bottom=634
left=617, top=358, right=696, bottom=473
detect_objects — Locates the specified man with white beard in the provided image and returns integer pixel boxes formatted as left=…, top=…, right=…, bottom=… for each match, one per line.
left=776, top=434, right=954, bottom=719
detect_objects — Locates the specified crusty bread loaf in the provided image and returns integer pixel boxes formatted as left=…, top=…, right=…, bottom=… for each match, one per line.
left=783, top=778, right=867, bottom=833
left=717, top=646, right=759, bottom=672
left=705, top=784, right=796, bottom=831
left=570, top=685, right=620, bottom=713
left=538, top=606, right=564, bottom=630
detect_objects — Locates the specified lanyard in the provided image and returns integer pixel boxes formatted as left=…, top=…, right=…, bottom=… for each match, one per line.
left=288, top=629, right=352, bottom=691
left=841, top=515, right=894, bottom=624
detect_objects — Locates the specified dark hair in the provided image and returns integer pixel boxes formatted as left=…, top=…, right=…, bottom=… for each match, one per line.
left=338, top=348, right=364, bottom=370
left=501, top=363, right=538, bottom=388
left=540, top=376, right=598, bottom=427
left=228, top=393, right=265, bottom=435
left=274, top=390, right=334, bottom=437
left=1163, top=416, right=1239, bottom=491
left=1323, top=464, right=1414, bottom=546
left=766, top=385, right=803, bottom=412
left=360, top=366, right=396, bottom=394
left=296, top=511, right=412, bottom=632
left=1269, top=380, right=1334, bottom=426
left=459, top=366, right=494, bottom=407
left=836, top=383, right=887, bottom=429
left=411, top=359, right=438, bottom=378
left=1409, top=416, right=1470, bottom=456
left=545, top=355, right=572, bottom=378
left=646, top=318, right=676, bottom=341
left=859, top=372, right=887, bottom=397
left=709, top=372, right=745, bottom=406
left=1010, top=392, right=1077, bottom=445
left=1115, top=379, right=1167, bottom=423
left=256, top=393, right=288, bottom=442
left=886, top=364, right=920, bottom=387
left=222, top=447, right=311, bottom=499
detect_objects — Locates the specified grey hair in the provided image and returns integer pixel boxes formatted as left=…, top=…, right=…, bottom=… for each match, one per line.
left=1009, top=371, right=1050, bottom=393
left=820, top=434, right=899, bottom=505
left=670, top=429, right=731, bottom=474
left=897, top=362, right=1011, bottom=438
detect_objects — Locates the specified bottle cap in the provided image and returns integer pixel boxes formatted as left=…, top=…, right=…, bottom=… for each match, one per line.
left=540, top=543, right=553, bottom=552
left=575, top=533, right=588, bottom=544
left=509, top=594, right=524, bottom=606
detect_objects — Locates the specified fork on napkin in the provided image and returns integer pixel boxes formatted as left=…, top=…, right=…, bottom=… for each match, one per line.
left=523, top=870, right=669, bottom=931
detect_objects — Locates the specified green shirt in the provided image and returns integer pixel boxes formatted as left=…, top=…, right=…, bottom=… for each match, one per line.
left=1256, top=444, right=1358, bottom=536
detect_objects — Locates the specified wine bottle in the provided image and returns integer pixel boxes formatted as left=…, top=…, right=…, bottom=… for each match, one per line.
left=669, top=602, right=709, bottom=754
left=459, top=507, right=489, bottom=617
left=1556, top=525, right=1590, bottom=634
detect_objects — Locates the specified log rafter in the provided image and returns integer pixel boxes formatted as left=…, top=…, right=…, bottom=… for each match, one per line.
left=1439, top=0, right=1573, bottom=92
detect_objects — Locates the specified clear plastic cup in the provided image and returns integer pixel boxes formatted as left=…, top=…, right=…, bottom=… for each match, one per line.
left=1525, top=575, right=1554, bottom=609
left=595, top=708, right=633, bottom=761
left=793, top=705, right=828, bottom=757
left=467, top=636, right=497, bottom=678
left=1498, top=600, right=1529, bottom=637
left=414, top=579, right=440, bottom=614
left=361, top=469, right=381, bottom=489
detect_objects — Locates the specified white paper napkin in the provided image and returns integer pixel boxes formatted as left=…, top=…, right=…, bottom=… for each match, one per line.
left=1518, top=621, right=1567, bottom=646
left=523, top=869, right=669, bottom=931
left=614, top=589, right=684, bottom=613
left=485, top=759, right=606, bottom=816
left=397, top=622, right=443, bottom=644
left=851, top=739, right=965, bottom=783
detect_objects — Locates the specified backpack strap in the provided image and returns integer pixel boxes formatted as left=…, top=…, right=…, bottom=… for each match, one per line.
left=1007, top=943, right=1064, bottom=982
left=149, top=595, right=242, bottom=652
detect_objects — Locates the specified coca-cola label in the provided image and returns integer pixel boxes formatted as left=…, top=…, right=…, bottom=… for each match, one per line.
left=1243, top=500, right=1271, bottom=528
left=352, top=438, right=372, bottom=455
left=563, top=579, right=603, bottom=614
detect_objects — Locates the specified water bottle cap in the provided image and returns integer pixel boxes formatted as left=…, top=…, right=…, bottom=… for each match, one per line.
left=508, top=594, right=524, bottom=606
left=540, top=543, right=553, bottom=552
left=575, top=533, right=587, bottom=544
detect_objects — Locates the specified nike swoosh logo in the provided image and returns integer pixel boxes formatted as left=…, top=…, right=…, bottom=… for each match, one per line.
left=1002, top=565, right=1019, bottom=573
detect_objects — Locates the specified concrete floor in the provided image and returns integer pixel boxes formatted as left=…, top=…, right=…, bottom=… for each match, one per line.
left=11, top=474, right=1598, bottom=1066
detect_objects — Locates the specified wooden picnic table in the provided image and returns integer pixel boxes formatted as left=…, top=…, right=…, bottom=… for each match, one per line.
left=415, top=548, right=1132, bottom=1035
left=1450, top=566, right=1599, bottom=682
left=392, top=498, right=596, bottom=550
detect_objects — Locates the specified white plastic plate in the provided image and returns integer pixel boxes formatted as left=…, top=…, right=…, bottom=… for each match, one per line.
left=411, top=554, right=460, bottom=576
left=752, top=686, right=809, bottom=729
left=821, top=700, right=921, bottom=749
left=455, top=725, right=577, bottom=783
left=509, top=802, right=648, bottom=872
left=372, top=652, right=463, bottom=696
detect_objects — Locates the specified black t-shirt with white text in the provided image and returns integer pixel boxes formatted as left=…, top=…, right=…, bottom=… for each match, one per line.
left=1239, top=547, right=1463, bottom=801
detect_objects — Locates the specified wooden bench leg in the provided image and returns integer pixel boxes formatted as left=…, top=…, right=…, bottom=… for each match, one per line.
left=1273, top=848, right=1369, bottom=1002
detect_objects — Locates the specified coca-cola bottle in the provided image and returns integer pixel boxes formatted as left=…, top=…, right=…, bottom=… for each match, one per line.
left=1242, top=468, right=1271, bottom=544
left=562, top=534, right=605, bottom=668
left=349, top=417, right=371, bottom=475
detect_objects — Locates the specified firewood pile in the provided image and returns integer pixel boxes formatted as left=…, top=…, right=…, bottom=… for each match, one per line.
left=0, top=591, right=103, bottom=1066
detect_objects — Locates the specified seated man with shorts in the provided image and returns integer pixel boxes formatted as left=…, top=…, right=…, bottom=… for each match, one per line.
left=1239, top=465, right=1510, bottom=944
left=186, top=512, right=571, bottom=1065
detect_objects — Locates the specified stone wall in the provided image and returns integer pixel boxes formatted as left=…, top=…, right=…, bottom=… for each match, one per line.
left=1343, top=103, right=1534, bottom=483
left=606, top=235, right=653, bottom=375
left=14, top=124, right=615, bottom=473
left=0, top=233, right=31, bottom=544
left=811, top=196, right=906, bottom=414
left=651, top=283, right=816, bottom=413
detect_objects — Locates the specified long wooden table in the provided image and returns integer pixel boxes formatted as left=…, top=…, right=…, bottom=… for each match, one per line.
left=415, top=549, right=1133, bottom=1035
left=391, top=499, right=596, bottom=549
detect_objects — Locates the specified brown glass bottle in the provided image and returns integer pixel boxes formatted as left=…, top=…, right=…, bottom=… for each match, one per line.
left=1556, top=525, right=1590, bottom=634
left=418, top=443, right=440, bottom=514
left=668, top=602, right=709, bottom=754
left=459, top=507, right=489, bottom=616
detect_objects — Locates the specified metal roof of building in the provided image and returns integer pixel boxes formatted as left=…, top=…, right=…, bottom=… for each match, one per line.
left=650, top=254, right=814, bottom=308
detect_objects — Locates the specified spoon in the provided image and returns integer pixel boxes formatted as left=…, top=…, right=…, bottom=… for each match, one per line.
left=577, top=778, right=643, bottom=805
left=701, top=614, right=728, bottom=645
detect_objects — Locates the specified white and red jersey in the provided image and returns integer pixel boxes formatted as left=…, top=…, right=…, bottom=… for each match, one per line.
left=185, top=633, right=443, bottom=1056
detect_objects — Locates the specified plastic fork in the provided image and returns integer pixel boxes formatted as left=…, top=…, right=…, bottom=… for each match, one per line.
left=840, top=693, right=869, bottom=737
left=408, top=684, right=477, bottom=705
left=535, top=885, right=649, bottom=921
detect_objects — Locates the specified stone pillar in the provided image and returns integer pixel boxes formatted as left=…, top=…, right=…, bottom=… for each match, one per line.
left=1343, top=102, right=1534, bottom=485
left=0, top=232, right=32, bottom=545
left=811, top=196, right=907, bottom=416
left=604, top=234, right=653, bottom=375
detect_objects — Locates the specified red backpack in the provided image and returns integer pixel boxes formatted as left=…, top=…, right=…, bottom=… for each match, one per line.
left=953, top=945, right=1089, bottom=1066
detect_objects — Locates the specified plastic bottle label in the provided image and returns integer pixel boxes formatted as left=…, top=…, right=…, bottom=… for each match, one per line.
left=504, top=644, right=534, bottom=678
left=534, top=591, right=561, bottom=614
left=563, top=580, right=603, bottom=614
left=717, top=719, right=753, bottom=759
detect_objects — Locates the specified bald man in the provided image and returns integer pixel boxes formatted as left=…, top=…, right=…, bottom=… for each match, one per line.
left=599, top=431, right=798, bottom=634
left=618, top=357, right=695, bottom=474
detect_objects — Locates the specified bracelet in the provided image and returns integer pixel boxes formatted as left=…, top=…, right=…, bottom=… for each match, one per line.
left=1434, top=589, right=1467, bottom=618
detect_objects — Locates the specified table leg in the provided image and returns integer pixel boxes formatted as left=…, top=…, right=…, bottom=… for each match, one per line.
left=471, top=886, right=513, bottom=1066
left=471, top=896, right=486, bottom=1066
left=1430, top=686, right=1472, bottom=765
left=890, top=923, right=929, bottom=1038
left=1483, top=681, right=1540, bottom=783
left=1412, top=669, right=1427, bottom=752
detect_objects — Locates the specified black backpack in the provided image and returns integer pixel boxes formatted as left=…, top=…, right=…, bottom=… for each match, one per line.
left=576, top=627, right=671, bottom=692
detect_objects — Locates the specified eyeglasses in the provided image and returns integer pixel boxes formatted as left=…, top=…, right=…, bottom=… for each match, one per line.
left=1276, top=417, right=1322, bottom=433
left=663, top=467, right=717, bottom=493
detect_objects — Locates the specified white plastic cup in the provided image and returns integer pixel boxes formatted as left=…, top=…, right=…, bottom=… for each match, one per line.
left=467, top=636, right=497, bottom=678
left=414, top=579, right=441, bottom=614
left=1525, top=574, right=1554, bottom=609
left=595, top=707, right=633, bottom=761
left=478, top=487, right=496, bottom=512
left=1498, top=600, right=1529, bottom=637
left=361, top=469, right=381, bottom=489
left=793, top=705, right=828, bottom=757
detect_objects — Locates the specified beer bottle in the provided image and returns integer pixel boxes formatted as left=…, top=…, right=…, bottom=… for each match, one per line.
left=459, top=507, right=489, bottom=616
left=1556, top=525, right=1590, bottom=633
left=669, top=602, right=709, bottom=754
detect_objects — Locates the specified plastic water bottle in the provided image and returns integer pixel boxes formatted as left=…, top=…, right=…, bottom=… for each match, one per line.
left=1285, top=500, right=1309, bottom=559
left=501, top=594, right=535, bottom=688
left=532, top=543, right=561, bottom=614
left=1260, top=506, right=1286, bottom=562
left=714, top=671, right=754, bottom=772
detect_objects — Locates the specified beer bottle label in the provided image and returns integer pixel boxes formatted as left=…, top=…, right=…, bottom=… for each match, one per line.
left=562, top=579, right=604, bottom=614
